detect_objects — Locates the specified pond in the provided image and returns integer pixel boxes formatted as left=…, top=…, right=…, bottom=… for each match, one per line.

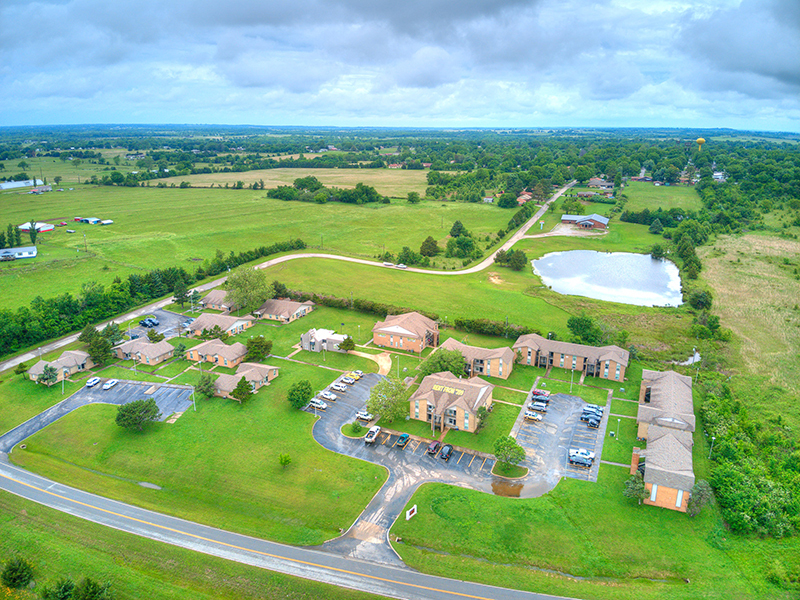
left=532, top=250, right=682, bottom=307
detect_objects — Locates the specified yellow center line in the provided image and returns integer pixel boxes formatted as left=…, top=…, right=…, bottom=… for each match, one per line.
left=2, top=473, right=495, bottom=600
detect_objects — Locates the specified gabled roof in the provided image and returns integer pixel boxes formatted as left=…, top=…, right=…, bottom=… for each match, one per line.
left=513, top=333, right=629, bottom=366
left=188, top=313, right=253, bottom=334
left=114, top=339, right=173, bottom=360
left=637, top=370, right=695, bottom=431
left=409, top=371, right=493, bottom=415
left=28, top=350, right=91, bottom=376
left=641, top=425, right=695, bottom=491
left=190, top=339, right=247, bottom=362
left=254, top=298, right=314, bottom=318
left=235, top=362, right=279, bottom=381
left=561, top=213, right=609, bottom=226
left=201, top=289, right=233, bottom=308
left=440, top=337, right=515, bottom=365
left=372, top=312, right=437, bottom=339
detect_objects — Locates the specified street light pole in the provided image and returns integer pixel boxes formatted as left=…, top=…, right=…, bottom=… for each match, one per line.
left=617, top=418, right=621, bottom=442
left=708, top=436, right=716, bottom=459
left=570, top=368, right=574, bottom=393
left=397, top=354, right=401, bottom=379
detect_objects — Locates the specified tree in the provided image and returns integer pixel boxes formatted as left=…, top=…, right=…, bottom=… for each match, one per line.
left=72, top=577, right=113, bottom=600
left=37, top=364, right=59, bottom=386
left=14, top=225, right=21, bottom=247
left=493, top=436, right=525, bottom=467
left=689, top=290, right=713, bottom=310
left=41, top=577, right=76, bottom=600
left=200, top=324, right=228, bottom=341
left=449, top=220, right=465, bottom=237
left=574, top=165, right=593, bottom=183
left=115, top=399, right=161, bottom=431
left=650, top=244, right=665, bottom=260
left=419, top=348, right=467, bottom=378
left=190, top=289, right=202, bottom=309
left=287, top=380, right=313, bottom=409
left=686, top=480, right=714, bottom=517
left=339, top=336, right=356, bottom=352
left=88, top=335, right=113, bottom=365
left=146, top=329, right=165, bottom=343
left=14, top=362, right=28, bottom=378
left=28, top=219, right=38, bottom=245
left=407, top=191, right=421, bottom=204
left=1, top=556, right=34, bottom=588
left=508, top=250, right=527, bottom=271
left=172, top=280, right=188, bottom=308
left=6, top=223, right=14, bottom=248
left=623, top=472, right=649, bottom=505
left=173, top=342, right=186, bottom=355
left=230, top=376, right=254, bottom=404
left=225, top=267, right=273, bottom=314
left=279, top=453, right=292, bottom=469
left=567, top=314, right=604, bottom=345
left=53, top=175, right=62, bottom=185
left=419, top=236, right=440, bottom=257
left=497, top=192, right=517, bottom=208
left=102, top=322, right=123, bottom=345
left=0, top=231, right=5, bottom=249
left=246, top=336, right=273, bottom=361
left=17, top=160, right=29, bottom=171
left=366, top=376, right=407, bottom=422
left=648, top=218, right=663, bottom=234
left=196, top=373, right=216, bottom=398
left=78, top=323, right=99, bottom=345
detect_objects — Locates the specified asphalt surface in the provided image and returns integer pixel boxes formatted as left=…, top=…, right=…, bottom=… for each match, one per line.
left=0, top=380, right=193, bottom=453
left=127, top=308, right=188, bottom=340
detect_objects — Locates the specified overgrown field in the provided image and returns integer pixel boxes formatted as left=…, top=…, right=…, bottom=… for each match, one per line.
left=622, top=181, right=703, bottom=212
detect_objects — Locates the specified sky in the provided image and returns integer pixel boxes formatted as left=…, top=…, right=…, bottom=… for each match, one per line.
left=1, top=0, right=799, bottom=131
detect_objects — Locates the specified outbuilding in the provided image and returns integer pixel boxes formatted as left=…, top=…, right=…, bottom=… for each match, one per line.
left=0, top=246, right=38, bottom=260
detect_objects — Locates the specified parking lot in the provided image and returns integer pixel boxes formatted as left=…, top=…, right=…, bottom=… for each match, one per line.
left=126, top=308, right=187, bottom=340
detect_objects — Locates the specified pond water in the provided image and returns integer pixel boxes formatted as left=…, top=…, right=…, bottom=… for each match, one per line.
left=532, top=250, right=683, bottom=307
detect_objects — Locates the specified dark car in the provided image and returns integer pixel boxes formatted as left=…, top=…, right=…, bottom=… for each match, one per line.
left=580, top=412, right=595, bottom=422
left=569, top=455, right=593, bottom=468
left=582, top=407, right=602, bottom=419
left=139, top=319, right=153, bottom=328
left=427, top=441, right=441, bottom=455
left=587, top=418, right=600, bottom=429
left=396, top=433, right=410, bottom=448
left=149, top=318, right=160, bottom=326
left=440, top=444, right=453, bottom=461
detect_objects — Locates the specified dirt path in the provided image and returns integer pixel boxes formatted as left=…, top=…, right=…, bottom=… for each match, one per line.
left=349, top=351, right=392, bottom=376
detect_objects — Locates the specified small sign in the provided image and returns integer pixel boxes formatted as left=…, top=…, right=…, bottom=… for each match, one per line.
left=406, top=504, right=418, bottom=521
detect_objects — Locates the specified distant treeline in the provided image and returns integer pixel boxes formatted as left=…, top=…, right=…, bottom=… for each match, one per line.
left=0, top=239, right=305, bottom=360
left=266, top=176, right=388, bottom=204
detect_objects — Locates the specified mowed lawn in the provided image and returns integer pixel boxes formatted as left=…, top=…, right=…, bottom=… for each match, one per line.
left=391, top=466, right=800, bottom=600
left=622, top=181, right=703, bottom=212
left=0, top=184, right=515, bottom=310
left=10, top=361, right=387, bottom=546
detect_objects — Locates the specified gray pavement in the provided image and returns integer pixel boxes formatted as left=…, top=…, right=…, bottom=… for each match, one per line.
left=0, top=380, right=193, bottom=453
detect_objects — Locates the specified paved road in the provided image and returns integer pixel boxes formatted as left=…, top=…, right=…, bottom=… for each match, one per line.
left=0, top=459, right=572, bottom=600
left=0, top=182, right=573, bottom=375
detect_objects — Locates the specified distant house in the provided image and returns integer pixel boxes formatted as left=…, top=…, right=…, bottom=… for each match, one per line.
left=482, top=197, right=494, bottom=203
left=513, top=333, right=628, bottom=381
left=185, top=338, right=248, bottom=368
left=113, top=339, right=174, bottom=366
left=187, top=313, right=253, bottom=337
left=631, top=370, right=695, bottom=512
left=408, top=371, right=494, bottom=433
left=200, top=290, right=235, bottom=312
left=576, top=191, right=598, bottom=198
left=0, top=246, right=38, bottom=260
left=516, top=193, right=532, bottom=206
left=372, top=312, right=439, bottom=353
left=300, top=328, right=348, bottom=353
left=440, top=338, right=515, bottom=380
left=213, top=362, right=280, bottom=399
left=254, top=299, right=315, bottom=323
left=17, top=222, right=54, bottom=232
left=561, top=213, right=609, bottom=230
left=588, top=177, right=605, bottom=188
left=28, top=350, right=94, bottom=384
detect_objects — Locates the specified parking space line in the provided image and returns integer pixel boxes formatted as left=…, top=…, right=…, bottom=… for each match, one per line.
left=410, top=441, right=420, bottom=453
left=479, top=457, right=487, bottom=470
left=456, top=452, right=466, bottom=465
left=468, top=454, right=476, bottom=468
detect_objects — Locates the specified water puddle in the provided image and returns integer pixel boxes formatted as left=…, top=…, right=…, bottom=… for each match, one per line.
left=492, top=479, right=524, bottom=497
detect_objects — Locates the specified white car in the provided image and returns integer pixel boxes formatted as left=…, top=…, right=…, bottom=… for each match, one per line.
left=309, top=398, right=328, bottom=411
left=102, top=379, right=119, bottom=390
left=364, top=426, right=381, bottom=444
left=395, top=264, right=407, bottom=269
left=355, top=410, right=374, bottom=422
left=383, top=262, right=394, bottom=267
left=85, top=377, right=101, bottom=388
left=569, top=448, right=596, bottom=461
left=353, top=370, right=364, bottom=377
left=331, top=383, right=348, bottom=393
left=524, top=410, right=542, bottom=422
left=319, top=390, right=337, bottom=401
left=341, top=376, right=356, bottom=385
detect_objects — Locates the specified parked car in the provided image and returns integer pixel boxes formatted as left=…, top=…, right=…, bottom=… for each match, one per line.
left=139, top=319, right=153, bottom=328
left=427, top=441, right=441, bottom=455
left=102, top=379, right=118, bottom=390
left=580, top=412, right=598, bottom=422
left=355, top=410, right=374, bottom=422
left=341, top=376, right=356, bottom=385
left=395, top=264, right=407, bottom=269
left=569, top=448, right=596, bottom=461
left=347, top=372, right=362, bottom=380
left=308, top=398, right=328, bottom=411
left=582, top=407, right=603, bottom=419
left=530, top=393, right=550, bottom=404
left=396, top=433, right=410, bottom=448
left=440, top=444, right=454, bottom=461
left=319, top=390, right=337, bottom=401
left=365, top=426, right=381, bottom=444
left=569, top=455, right=593, bottom=468
left=587, top=418, right=600, bottom=429
left=529, top=401, right=548, bottom=413
left=149, top=318, right=160, bottom=326
left=531, top=388, right=551, bottom=399
left=585, top=404, right=604, bottom=413
left=524, top=410, right=543, bottom=422
left=331, top=383, right=348, bottom=393
left=353, top=370, right=364, bottom=377
left=383, top=262, right=394, bottom=267
left=85, top=377, right=101, bottom=388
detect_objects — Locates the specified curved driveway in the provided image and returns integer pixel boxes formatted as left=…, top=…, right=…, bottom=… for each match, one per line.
left=0, top=182, right=572, bottom=374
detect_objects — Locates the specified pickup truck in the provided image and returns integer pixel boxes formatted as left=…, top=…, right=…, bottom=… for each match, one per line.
left=364, top=426, right=381, bottom=444
left=569, top=448, right=596, bottom=461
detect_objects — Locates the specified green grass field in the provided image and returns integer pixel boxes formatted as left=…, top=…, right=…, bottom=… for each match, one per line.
left=622, top=181, right=703, bottom=213
left=10, top=360, right=386, bottom=546
left=391, top=466, right=800, bottom=600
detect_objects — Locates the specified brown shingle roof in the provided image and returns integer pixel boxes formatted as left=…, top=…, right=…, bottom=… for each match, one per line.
left=409, top=371, right=493, bottom=415
left=642, top=425, right=695, bottom=491
left=28, top=350, right=91, bottom=376
left=372, top=312, right=437, bottom=339
left=201, top=289, right=233, bottom=308
left=637, top=370, right=695, bottom=432
left=190, top=339, right=247, bottom=362
left=513, top=333, right=629, bottom=366
left=440, top=337, right=515, bottom=365
left=254, top=298, right=314, bottom=318
left=188, top=313, right=253, bottom=334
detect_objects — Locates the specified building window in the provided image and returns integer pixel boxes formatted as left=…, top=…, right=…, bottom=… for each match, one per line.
left=676, top=489, right=684, bottom=508
left=414, top=400, right=419, bottom=419
left=390, top=335, right=394, bottom=346
left=499, top=358, right=503, bottom=376
left=464, top=412, right=469, bottom=430
left=486, top=359, right=491, bottom=374
left=615, top=364, right=621, bottom=380
left=527, top=349, right=531, bottom=365
left=572, top=356, right=577, bottom=369
left=604, top=361, right=609, bottom=378
left=399, top=337, right=403, bottom=347
left=560, top=354, right=564, bottom=368
left=650, top=484, right=658, bottom=502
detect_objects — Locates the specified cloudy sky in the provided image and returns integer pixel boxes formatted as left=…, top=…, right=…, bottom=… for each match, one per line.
left=1, top=0, right=798, bottom=131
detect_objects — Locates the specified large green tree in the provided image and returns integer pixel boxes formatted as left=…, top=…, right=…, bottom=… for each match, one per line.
left=196, top=373, right=216, bottom=398
left=225, top=267, right=274, bottom=314
left=230, top=376, right=254, bottom=404
left=115, top=399, right=161, bottom=431
left=567, top=315, right=604, bottom=345
left=419, top=236, right=440, bottom=257
left=338, top=336, right=356, bottom=352
left=172, top=280, right=188, bottom=308
left=287, top=380, right=313, bottom=410
left=37, top=364, right=59, bottom=386
left=245, top=336, right=273, bottom=361
left=88, top=335, right=113, bottom=366
left=366, top=376, right=407, bottom=422
left=28, top=219, right=38, bottom=245
left=418, top=348, right=467, bottom=378
left=493, top=436, right=525, bottom=467
left=623, top=472, right=649, bottom=505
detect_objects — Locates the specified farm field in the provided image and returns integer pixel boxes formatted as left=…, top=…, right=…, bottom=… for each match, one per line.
left=391, top=466, right=800, bottom=600
left=622, top=181, right=702, bottom=212
left=9, top=360, right=387, bottom=546
left=0, top=184, right=514, bottom=310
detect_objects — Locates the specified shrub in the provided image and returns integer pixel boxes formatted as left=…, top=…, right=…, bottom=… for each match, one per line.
left=1, top=557, right=33, bottom=589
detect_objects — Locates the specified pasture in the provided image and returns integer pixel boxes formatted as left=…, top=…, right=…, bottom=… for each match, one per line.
left=622, top=181, right=702, bottom=212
